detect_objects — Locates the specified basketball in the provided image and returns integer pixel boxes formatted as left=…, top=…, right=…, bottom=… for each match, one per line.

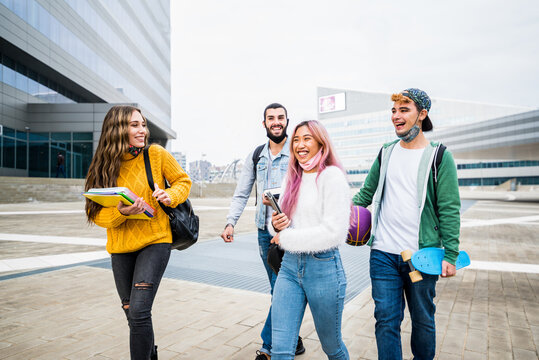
left=346, top=206, right=371, bottom=246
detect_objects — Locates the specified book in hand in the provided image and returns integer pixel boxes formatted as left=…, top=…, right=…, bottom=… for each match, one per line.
left=83, top=187, right=155, bottom=220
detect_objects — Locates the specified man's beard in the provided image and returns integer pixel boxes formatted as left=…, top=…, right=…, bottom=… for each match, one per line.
left=266, top=123, right=288, bottom=143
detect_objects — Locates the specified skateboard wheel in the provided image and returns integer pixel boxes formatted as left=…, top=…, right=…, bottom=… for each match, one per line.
left=401, top=249, right=413, bottom=262
left=409, top=270, right=423, bottom=283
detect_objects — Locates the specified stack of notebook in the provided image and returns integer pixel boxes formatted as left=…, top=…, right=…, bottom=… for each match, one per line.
left=83, top=187, right=155, bottom=219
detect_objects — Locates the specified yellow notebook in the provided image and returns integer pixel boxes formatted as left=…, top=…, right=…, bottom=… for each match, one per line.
left=83, top=187, right=155, bottom=220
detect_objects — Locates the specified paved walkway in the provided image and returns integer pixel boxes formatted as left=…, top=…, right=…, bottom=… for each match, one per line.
left=0, top=197, right=538, bottom=359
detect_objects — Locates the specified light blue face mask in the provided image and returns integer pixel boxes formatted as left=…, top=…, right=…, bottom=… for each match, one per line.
left=397, top=114, right=421, bottom=143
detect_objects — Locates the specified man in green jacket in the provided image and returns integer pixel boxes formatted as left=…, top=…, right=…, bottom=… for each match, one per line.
left=353, top=88, right=461, bottom=360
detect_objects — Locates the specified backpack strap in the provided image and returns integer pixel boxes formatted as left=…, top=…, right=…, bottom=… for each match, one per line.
left=431, top=143, right=446, bottom=216
left=377, top=146, right=383, bottom=165
left=252, top=144, right=265, bottom=174
left=252, top=144, right=265, bottom=206
left=432, top=144, right=446, bottom=184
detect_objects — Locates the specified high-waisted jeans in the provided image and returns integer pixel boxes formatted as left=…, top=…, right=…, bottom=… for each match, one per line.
left=271, top=249, right=349, bottom=360
left=111, top=243, right=171, bottom=360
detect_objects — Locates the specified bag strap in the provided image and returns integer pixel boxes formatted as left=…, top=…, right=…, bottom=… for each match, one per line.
left=432, top=144, right=446, bottom=185
left=252, top=143, right=265, bottom=206
left=252, top=143, right=265, bottom=174
left=143, top=146, right=171, bottom=215
left=431, top=143, right=446, bottom=216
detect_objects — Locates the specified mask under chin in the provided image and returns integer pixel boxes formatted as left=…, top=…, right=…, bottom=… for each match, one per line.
left=397, top=125, right=420, bottom=143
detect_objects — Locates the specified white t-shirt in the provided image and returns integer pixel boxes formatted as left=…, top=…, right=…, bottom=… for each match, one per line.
left=372, top=143, right=425, bottom=254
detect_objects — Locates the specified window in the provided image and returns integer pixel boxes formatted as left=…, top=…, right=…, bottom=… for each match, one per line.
left=16, top=140, right=27, bottom=169
left=29, top=142, right=49, bottom=177
left=3, top=137, right=15, bottom=168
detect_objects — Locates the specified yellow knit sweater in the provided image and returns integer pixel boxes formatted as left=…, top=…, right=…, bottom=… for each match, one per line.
left=94, top=144, right=192, bottom=253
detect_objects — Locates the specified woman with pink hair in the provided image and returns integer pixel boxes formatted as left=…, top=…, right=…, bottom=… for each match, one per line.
left=270, top=120, right=350, bottom=360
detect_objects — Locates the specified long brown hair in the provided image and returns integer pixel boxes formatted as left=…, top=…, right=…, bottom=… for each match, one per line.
left=85, top=105, right=149, bottom=223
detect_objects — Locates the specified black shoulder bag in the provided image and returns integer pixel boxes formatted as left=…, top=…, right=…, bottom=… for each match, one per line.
left=143, top=147, right=199, bottom=251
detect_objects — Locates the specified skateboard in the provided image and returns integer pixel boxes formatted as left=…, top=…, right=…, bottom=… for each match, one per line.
left=346, top=206, right=371, bottom=246
left=411, top=248, right=470, bottom=275
left=401, top=249, right=423, bottom=282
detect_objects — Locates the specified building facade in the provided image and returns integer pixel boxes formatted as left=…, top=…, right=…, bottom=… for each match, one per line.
left=317, top=87, right=538, bottom=188
left=0, top=0, right=172, bottom=178
left=171, top=151, right=187, bottom=173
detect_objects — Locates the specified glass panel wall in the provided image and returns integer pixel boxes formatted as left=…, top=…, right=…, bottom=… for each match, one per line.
left=0, top=52, right=79, bottom=103
left=0, top=129, right=93, bottom=178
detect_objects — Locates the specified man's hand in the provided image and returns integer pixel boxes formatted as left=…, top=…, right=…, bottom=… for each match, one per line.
left=117, top=198, right=146, bottom=215
left=272, top=212, right=290, bottom=232
left=441, top=260, right=456, bottom=277
left=221, top=224, right=234, bottom=243
left=262, top=194, right=271, bottom=206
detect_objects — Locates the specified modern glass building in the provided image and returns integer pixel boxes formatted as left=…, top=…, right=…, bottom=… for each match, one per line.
left=317, top=87, right=538, bottom=188
left=0, top=0, right=172, bottom=178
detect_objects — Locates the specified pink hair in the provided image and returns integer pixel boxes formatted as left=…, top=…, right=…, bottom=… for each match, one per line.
left=280, top=120, right=345, bottom=218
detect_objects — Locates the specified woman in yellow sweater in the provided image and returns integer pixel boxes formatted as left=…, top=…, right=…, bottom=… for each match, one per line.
left=85, top=105, right=191, bottom=360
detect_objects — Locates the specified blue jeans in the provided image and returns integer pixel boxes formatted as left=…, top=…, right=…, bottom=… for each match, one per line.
left=111, top=243, right=171, bottom=360
left=271, top=249, right=349, bottom=360
left=370, top=249, right=438, bottom=360
left=258, top=228, right=277, bottom=354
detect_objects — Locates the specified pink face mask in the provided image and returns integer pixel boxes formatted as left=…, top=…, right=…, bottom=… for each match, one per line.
left=299, top=148, right=323, bottom=171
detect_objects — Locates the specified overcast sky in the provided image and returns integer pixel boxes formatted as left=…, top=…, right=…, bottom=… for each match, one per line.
left=170, top=0, right=539, bottom=166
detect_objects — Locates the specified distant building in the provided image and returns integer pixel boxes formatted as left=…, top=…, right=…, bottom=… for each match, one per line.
left=171, top=152, right=187, bottom=171
left=0, top=0, right=172, bottom=178
left=189, top=160, right=211, bottom=182
left=317, top=87, right=538, bottom=188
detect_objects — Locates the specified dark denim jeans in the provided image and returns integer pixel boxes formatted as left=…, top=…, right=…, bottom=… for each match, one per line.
left=370, top=249, right=438, bottom=360
left=258, top=228, right=277, bottom=355
left=111, top=243, right=171, bottom=360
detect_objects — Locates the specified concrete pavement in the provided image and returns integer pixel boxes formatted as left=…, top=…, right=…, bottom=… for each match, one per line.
left=0, top=197, right=538, bottom=359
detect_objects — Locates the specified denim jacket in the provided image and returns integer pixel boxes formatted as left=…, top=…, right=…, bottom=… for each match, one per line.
left=226, top=138, right=290, bottom=230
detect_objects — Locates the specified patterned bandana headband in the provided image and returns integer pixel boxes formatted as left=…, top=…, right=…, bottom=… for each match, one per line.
left=401, top=88, right=431, bottom=111
left=400, top=87, right=433, bottom=132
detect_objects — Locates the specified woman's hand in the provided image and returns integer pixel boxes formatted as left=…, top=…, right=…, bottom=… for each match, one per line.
left=270, top=232, right=280, bottom=245
left=153, top=183, right=171, bottom=206
left=117, top=197, right=146, bottom=215
left=272, top=212, right=290, bottom=232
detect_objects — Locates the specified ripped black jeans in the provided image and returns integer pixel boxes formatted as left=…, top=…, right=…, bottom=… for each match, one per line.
left=111, top=243, right=171, bottom=360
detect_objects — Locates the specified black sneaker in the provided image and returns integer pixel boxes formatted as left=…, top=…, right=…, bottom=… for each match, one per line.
left=295, top=336, right=305, bottom=355
left=255, top=350, right=270, bottom=359
left=150, top=345, right=158, bottom=360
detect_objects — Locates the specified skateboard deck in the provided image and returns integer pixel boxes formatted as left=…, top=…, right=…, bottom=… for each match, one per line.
left=411, top=248, right=470, bottom=275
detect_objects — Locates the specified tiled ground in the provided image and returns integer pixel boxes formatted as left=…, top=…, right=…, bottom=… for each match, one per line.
left=0, top=198, right=538, bottom=359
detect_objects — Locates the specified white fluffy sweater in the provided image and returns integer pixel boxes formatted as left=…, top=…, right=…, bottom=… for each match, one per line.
left=273, top=166, right=351, bottom=253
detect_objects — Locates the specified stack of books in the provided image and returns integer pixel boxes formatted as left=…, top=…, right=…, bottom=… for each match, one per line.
left=83, top=187, right=155, bottom=220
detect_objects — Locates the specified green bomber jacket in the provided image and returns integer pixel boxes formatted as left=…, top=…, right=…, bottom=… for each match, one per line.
left=352, top=139, right=461, bottom=265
